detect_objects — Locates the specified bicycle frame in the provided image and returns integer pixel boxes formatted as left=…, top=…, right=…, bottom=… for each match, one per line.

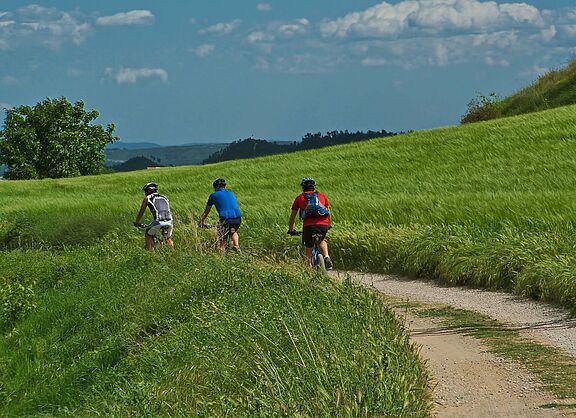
left=136, top=223, right=170, bottom=249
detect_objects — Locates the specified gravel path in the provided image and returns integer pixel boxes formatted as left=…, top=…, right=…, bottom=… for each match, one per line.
left=342, top=271, right=576, bottom=356
left=335, top=271, right=576, bottom=417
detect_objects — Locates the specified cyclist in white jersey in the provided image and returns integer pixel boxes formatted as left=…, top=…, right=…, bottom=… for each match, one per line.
left=134, top=182, right=174, bottom=250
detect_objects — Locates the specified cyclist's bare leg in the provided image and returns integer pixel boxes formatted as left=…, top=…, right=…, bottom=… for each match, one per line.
left=304, top=247, right=313, bottom=268
left=145, top=235, right=155, bottom=251
left=166, top=237, right=174, bottom=247
left=218, top=236, right=228, bottom=252
left=230, top=230, right=240, bottom=249
left=319, top=240, right=329, bottom=258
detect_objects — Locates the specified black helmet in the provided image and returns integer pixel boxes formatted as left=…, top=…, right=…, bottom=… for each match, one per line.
left=300, top=177, right=315, bottom=190
left=142, top=182, right=158, bottom=193
left=213, top=178, right=226, bottom=189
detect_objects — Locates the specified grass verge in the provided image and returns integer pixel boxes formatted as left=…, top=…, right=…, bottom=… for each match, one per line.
left=0, top=235, right=432, bottom=417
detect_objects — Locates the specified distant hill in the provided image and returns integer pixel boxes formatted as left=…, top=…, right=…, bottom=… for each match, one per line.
left=112, top=156, right=163, bottom=172
left=461, top=58, right=576, bottom=123
left=106, top=143, right=227, bottom=167
left=203, top=130, right=398, bottom=164
left=107, top=141, right=162, bottom=150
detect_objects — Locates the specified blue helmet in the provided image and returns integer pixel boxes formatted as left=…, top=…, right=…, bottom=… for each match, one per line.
left=300, top=177, right=315, bottom=190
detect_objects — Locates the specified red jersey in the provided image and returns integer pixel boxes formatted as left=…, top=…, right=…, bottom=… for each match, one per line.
left=291, top=191, right=331, bottom=227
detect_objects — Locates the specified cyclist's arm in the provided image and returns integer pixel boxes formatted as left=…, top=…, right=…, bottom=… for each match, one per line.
left=288, top=209, right=298, bottom=232
left=135, top=197, right=148, bottom=224
left=324, top=194, right=332, bottom=227
left=198, top=205, right=212, bottom=227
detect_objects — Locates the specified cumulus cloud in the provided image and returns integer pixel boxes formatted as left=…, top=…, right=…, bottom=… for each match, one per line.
left=307, top=0, right=576, bottom=71
left=246, top=18, right=309, bottom=47
left=0, top=5, right=90, bottom=48
left=277, top=19, right=309, bottom=38
left=320, top=0, right=544, bottom=39
left=96, top=10, right=154, bottom=26
left=200, top=19, right=241, bottom=35
left=105, top=67, right=168, bottom=84
left=247, top=31, right=274, bottom=44
left=194, top=44, right=215, bottom=57
left=257, top=3, right=273, bottom=12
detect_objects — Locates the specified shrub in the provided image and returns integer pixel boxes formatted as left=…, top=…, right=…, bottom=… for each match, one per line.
left=461, top=92, right=502, bottom=124
left=0, top=275, right=38, bottom=332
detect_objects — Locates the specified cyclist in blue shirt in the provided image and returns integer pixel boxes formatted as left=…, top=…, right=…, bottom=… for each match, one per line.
left=199, top=178, right=242, bottom=251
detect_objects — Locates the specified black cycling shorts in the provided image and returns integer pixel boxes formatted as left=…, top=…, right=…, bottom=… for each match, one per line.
left=218, top=217, right=241, bottom=239
left=302, top=225, right=329, bottom=248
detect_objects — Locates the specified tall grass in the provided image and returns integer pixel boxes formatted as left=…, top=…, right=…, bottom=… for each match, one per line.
left=0, top=236, right=430, bottom=416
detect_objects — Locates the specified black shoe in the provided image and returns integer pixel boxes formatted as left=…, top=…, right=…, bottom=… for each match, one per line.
left=324, top=256, right=333, bottom=270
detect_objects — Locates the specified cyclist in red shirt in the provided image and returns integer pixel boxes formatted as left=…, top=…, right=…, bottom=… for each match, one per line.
left=288, top=177, right=333, bottom=269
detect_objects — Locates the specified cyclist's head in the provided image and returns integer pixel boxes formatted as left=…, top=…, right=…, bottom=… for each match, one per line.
left=142, top=182, right=158, bottom=195
left=300, top=177, right=316, bottom=191
left=213, top=178, right=226, bottom=190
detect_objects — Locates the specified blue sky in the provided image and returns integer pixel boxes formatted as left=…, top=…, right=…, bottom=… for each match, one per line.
left=1, top=1, right=575, bottom=145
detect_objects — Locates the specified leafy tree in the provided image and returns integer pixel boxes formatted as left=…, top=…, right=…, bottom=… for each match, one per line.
left=0, top=97, right=118, bottom=179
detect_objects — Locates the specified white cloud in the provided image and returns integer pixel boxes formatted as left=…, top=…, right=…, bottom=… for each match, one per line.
left=194, top=44, right=215, bottom=57
left=0, top=5, right=91, bottom=48
left=200, top=19, right=240, bottom=35
left=247, top=18, right=309, bottom=47
left=247, top=31, right=274, bottom=44
left=320, top=0, right=543, bottom=39
left=257, top=3, right=272, bottom=12
left=485, top=56, right=509, bottom=66
left=96, top=10, right=154, bottom=26
left=106, top=67, right=168, bottom=84
left=1, top=75, right=18, bottom=85
left=537, top=25, right=557, bottom=43
left=361, top=57, right=388, bottom=66
left=561, top=25, right=576, bottom=38
left=307, top=0, right=576, bottom=71
left=277, top=19, right=309, bottom=38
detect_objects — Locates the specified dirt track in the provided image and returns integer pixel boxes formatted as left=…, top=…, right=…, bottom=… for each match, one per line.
left=336, top=272, right=576, bottom=417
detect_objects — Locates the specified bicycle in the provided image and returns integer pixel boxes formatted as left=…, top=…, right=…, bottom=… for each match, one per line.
left=199, top=223, right=239, bottom=253
left=288, top=230, right=327, bottom=274
left=134, top=222, right=171, bottom=249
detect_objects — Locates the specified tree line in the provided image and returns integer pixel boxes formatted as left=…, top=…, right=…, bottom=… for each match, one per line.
left=203, top=130, right=399, bottom=164
left=0, top=96, right=402, bottom=179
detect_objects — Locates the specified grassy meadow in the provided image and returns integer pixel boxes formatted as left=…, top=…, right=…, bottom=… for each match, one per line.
left=3, top=104, right=576, bottom=305
left=1, top=103, right=576, bottom=415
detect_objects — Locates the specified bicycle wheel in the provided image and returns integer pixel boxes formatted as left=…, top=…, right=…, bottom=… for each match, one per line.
left=314, top=251, right=326, bottom=274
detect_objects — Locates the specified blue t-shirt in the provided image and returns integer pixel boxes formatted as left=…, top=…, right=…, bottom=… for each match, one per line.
left=207, top=189, right=242, bottom=220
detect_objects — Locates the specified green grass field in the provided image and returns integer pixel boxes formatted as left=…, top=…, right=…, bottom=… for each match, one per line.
left=1, top=104, right=575, bottom=415
left=3, top=104, right=576, bottom=306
